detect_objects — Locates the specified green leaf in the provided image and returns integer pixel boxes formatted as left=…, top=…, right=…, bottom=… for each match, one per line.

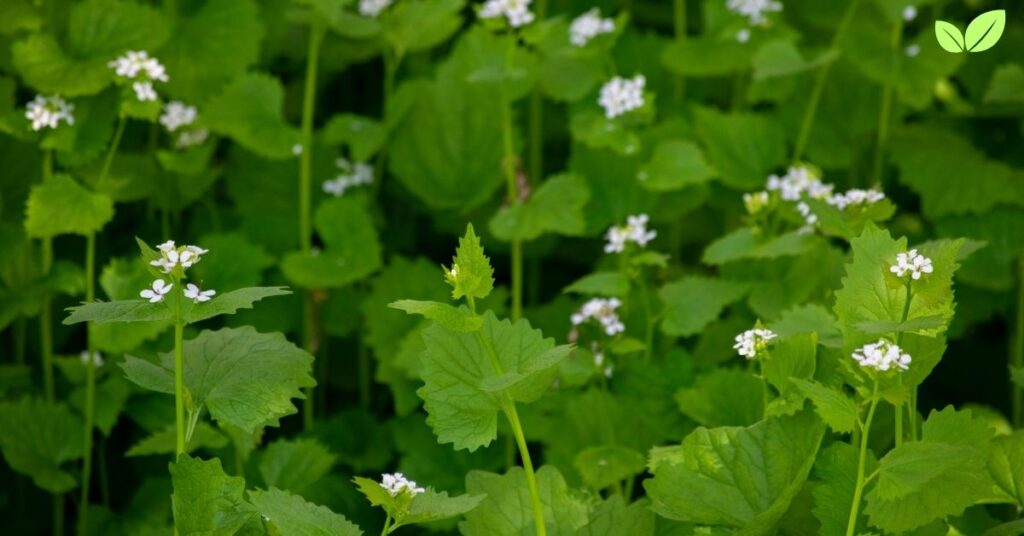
left=203, top=72, right=300, bottom=159
left=64, top=300, right=173, bottom=325
left=854, top=314, right=946, bottom=337
left=988, top=432, right=1024, bottom=508
left=418, top=312, right=571, bottom=451
left=446, top=223, right=494, bottom=302
left=281, top=197, right=382, bottom=289
left=703, top=229, right=813, bottom=265
left=812, top=442, right=876, bottom=536
left=489, top=173, right=589, bottom=241
left=984, top=64, right=1024, bottom=104
left=122, top=327, right=315, bottom=432
left=752, top=39, right=837, bottom=80
left=460, top=466, right=590, bottom=536
left=761, top=333, right=817, bottom=398
left=644, top=411, right=824, bottom=533
left=578, top=496, right=655, bottom=536
left=259, top=438, right=336, bottom=494
left=249, top=487, right=363, bottom=536
left=637, top=140, right=717, bottom=192
left=185, top=286, right=292, bottom=324
left=790, top=379, right=858, bottom=434
left=934, top=21, right=966, bottom=53
left=661, top=36, right=754, bottom=77
left=388, top=300, right=482, bottom=332
left=0, top=398, right=85, bottom=493
left=676, top=368, right=764, bottom=427
left=355, top=475, right=483, bottom=532
left=320, top=114, right=386, bottom=162
left=170, top=455, right=257, bottom=536
left=964, top=10, right=1005, bottom=52
left=693, top=107, right=786, bottom=190
left=563, top=272, right=630, bottom=297
left=658, top=276, right=748, bottom=337
left=0, top=0, right=42, bottom=34
left=574, top=445, right=645, bottom=490
left=770, top=304, right=843, bottom=349
left=25, top=174, right=114, bottom=238
left=382, top=0, right=464, bottom=55
left=125, top=422, right=228, bottom=457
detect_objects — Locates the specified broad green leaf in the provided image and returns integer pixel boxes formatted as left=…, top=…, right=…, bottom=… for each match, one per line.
left=964, top=10, right=1005, bottom=52
left=645, top=411, right=824, bottom=533
left=563, top=272, right=630, bottom=297
left=354, top=476, right=483, bottom=531
left=460, top=466, right=590, bottom=536
left=790, top=379, right=858, bottom=434
left=569, top=143, right=656, bottom=234
left=761, top=333, right=817, bottom=400
left=189, top=233, right=274, bottom=291
left=770, top=305, right=842, bottom=348
left=441, top=26, right=536, bottom=100
left=64, top=300, right=173, bottom=325
left=637, top=140, right=717, bottom=192
left=25, top=174, right=114, bottom=238
left=703, top=229, right=813, bottom=265
left=569, top=105, right=650, bottom=157
left=281, top=197, right=381, bottom=289
left=574, top=445, right=645, bottom=490
left=122, top=327, right=315, bottom=432
left=578, top=496, right=655, bottom=536
left=320, top=114, right=386, bottom=162
left=159, top=0, right=263, bottom=103
left=203, top=72, right=300, bottom=159
left=125, top=422, right=228, bottom=457
left=936, top=208, right=1024, bottom=291
left=185, top=286, right=293, bottom=324
left=752, top=40, right=838, bottom=80
left=812, top=442, right=876, bottom=536
left=988, top=432, right=1024, bottom=508
left=0, top=398, right=85, bottom=493
left=417, top=312, right=571, bottom=451
left=259, top=438, right=336, bottom=494
left=42, top=91, right=118, bottom=166
left=489, top=173, right=589, bottom=242
left=934, top=21, right=965, bottom=52
left=804, top=196, right=897, bottom=242
left=984, top=64, right=1024, bottom=104
left=69, top=374, right=130, bottom=436
left=661, top=36, right=754, bottom=77
left=0, top=0, right=42, bottom=34
left=446, top=224, right=494, bottom=302
left=676, top=368, right=764, bottom=427
left=693, top=107, right=786, bottom=190
left=388, top=300, right=482, bottom=332
left=170, top=455, right=257, bottom=536
left=658, top=276, right=748, bottom=337
left=382, top=0, right=463, bottom=55
left=854, top=314, right=946, bottom=337
left=249, top=487, right=363, bottom=536
left=525, top=17, right=608, bottom=102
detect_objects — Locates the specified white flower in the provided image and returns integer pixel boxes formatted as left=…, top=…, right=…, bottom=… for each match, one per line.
left=25, top=95, right=75, bottom=131
left=184, top=283, right=216, bottom=303
left=292, top=144, right=303, bottom=156
left=150, top=242, right=207, bottom=273
left=140, top=279, right=173, bottom=303
left=80, top=351, right=104, bottom=367
left=108, top=51, right=168, bottom=82
left=604, top=214, right=656, bottom=254
left=765, top=165, right=830, bottom=201
left=598, top=75, right=645, bottom=119
left=902, top=5, right=917, bottom=22
left=733, top=328, right=776, bottom=359
left=827, top=188, right=886, bottom=210
left=852, top=339, right=912, bottom=372
left=796, top=201, right=817, bottom=226
left=359, top=0, right=392, bottom=17
left=176, top=128, right=209, bottom=149
left=905, top=44, right=920, bottom=58
left=736, top=28, right=751, bottom=43
left=379, top=473, right=425, bottom=497
left=889, top=249, right=933, bottom=280
left=133, top=81, right=157, bottom=102
left=726, top=0, right=782, bottom=26
left=569, top=8, right=615, bottom=46
left=157, top=240, right=176, bottom=253
left=571, top=298, right=625, bottom=336
left=160, top=101, right=198, bottom=132
left=479, top=0, right=535, bottom=27
left=323, top=158, right=375, bottom=197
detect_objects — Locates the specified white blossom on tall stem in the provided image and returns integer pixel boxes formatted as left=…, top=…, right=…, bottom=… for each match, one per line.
left=852, top=339, right=912, bottom=372
left=598, top=75, right=645, bottom=119
left=569, top=8, right=615, bottom=46
left=766, top=165, right=830, bottom=201
left=160, top=102, right=198, bottom=132
left=890, top=249, right=933, bottom=280
left=108, top=50, right=169, bottom=102
left=726, top=0, right=782, bottom=26
left=826, top=188, right=885, bottom=210
left=379, top=473, right=425, bottom=497
left=140, top=279, right=173, bottom=303
left=323, top=158, right=375, bottom=197
left=479, top=0, right=535, bottom=27
left=604, top=214, right=656, bottom=254
left=359, top=0, right=393, bottom=17
left=25, top=95, right=75, bottom=131
left=80, top=351, right=104, bottom=367
left=149, top=242, right=208, bottom=273
left=184, top=283, right=216, bottom=303
left=733, top=328, right=776, bottom=359
left=571, top=298, right=625, bottom=336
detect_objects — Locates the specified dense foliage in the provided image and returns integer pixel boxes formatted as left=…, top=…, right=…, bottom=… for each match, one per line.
left=1, top=0, right=1024, bottom=535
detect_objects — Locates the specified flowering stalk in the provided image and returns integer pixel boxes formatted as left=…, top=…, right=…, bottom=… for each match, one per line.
left=500, top=36, right=523, bottom=322
left=872, top=19, right=903, bottom=185
left=299, top=20, right=326, bottom=430
left=173, top=302, right=186, bottom=456
left=38, top=148, right=61, bottom=536
left=77, top=233, right=97, bottom=536
left=894, top=279, right=912, bottom=446
left=846, top=379, right=880, bottom=536
left=527, top=0, right=547, bottom=189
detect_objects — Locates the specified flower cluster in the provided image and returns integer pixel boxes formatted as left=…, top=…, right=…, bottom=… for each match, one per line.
left=890, top=249, right=933, bottom=280
left=592, top=345, right=613, bottom=378
left=598, top=75, right=645, bottom=119
left=827, top=188, right=885, bottom=210
left=733, top=328, right=776, bottom=359
left=479, top=0, right=534, bottom=28
left=604, top=214, right=657, bottom=254
left=726, top=0, right=782, bottom=26
left=80, top=350, right=104, bottom=367
left=379, top=473, right=425, bottom=497
left=359, top=0, right=392, bottom=17
left=323, top=158, right=374, bottom=197
left=569, top=8, right=615, bottom=46
left=159, top=102, right=197, bottom=132
left=108, top=50, right=169, bottom=102
left=852, top=339, right=912, bottom=372
left=766, top=166, right=831, bottom=201
left=151, top=240, right=208, bottom=273
left=571, top=298, right=625, bottom=336
left=176, top=129, right=209, bottom=149
left=25, top=95, right=75, bottom=131
left=756, top=165, right=887, bottom=231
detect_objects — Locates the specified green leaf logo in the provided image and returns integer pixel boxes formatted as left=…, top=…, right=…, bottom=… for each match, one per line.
left=935, top=10, right=1006, bottom=53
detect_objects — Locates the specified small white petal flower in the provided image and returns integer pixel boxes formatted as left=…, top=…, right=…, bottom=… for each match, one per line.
left=140, top=279, right=173, bottom=303
left=379, top=473, right=426, bottom=497
left=25, top=95, right=75, bottom=131
left=479, top=0, right=535, bottom=27
left=323, top=159, right=375, bottom=197
left=726, top=0, right=782, bottom=26
left=765, top=165, right=829, bottom=201
left=157, top=240, right=176, bottom=253
left=889, top=249, right=934, bottom=280
left=571, top=298, right=625, bottom=336
left=604, top=214, right=656, bottom=254
left=736, top=28, right=751, bottom=43
left=902, top=5, right=917, bottom=22
left=133, top=81, right=158, bottom=102
left=183, top=283, right=216, bottom=303
left=176, top=128, right=209, bottom=149
left=852, top=339, right=912, bottom=372
left=80, top=350, right=104, bottom=367
left=905, top=44, right=920, bottom=58
left=598, top=75, right=646, bottom=119
left=359, top=0, right=392, bottom=17
left=160, top=101, right=198, bottom=132
left=827, top=188, right=886, bottom=210
left=292, top=144, right=303, bottom=156
left=733, top=328, right=776, bottom=359
left=569, top=8, right=615, bottom=46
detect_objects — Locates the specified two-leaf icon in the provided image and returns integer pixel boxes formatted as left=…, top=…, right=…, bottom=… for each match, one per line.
left=935, top=10, right=1006, bottom=53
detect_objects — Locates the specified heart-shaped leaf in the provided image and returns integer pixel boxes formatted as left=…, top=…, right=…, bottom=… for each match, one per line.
left=964, top=10, right=1005, bottom=52
left=934, top=21, right=965, bottom=53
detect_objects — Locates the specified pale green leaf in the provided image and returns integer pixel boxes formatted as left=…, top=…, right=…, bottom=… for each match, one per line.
left=790, top=379, right=858, bottom=434
left=446, top=223, right=494, bottom=302
left=658, top=276, right=748, bottom=337
left=171, top=455, right=257, bottom=536
left=460, top=466, right=590, bottom=536
left=934, top=21, right=965, bottom=53
left=574, top=445, right=645, bottom=490
left=964, top=10, right=1005, bottom=52
left=203, top=72, right=300, bottom=159
left=388, top=300, right=482, bottom=332
left=259, top=438, right=336, bottom=494
left=0, top=398, right=85, bottom=493
left=988, top=432, right=1024, bottom=508
left=703, top=229, right=813, bottom=265
left=25, top=174, right=114, bottom=238
left=382, top=0, right=463, bottom=54
left=693, top=107, right=786, bottom=190
left=637, top=140, right=717, bottom=192
left=563, top=272, right=630, bottom=297
left=281, top=197, right=381, bottom=289
left=490, top=173, right=589, bottom=241
left=249, top=487, right=363, bottom=536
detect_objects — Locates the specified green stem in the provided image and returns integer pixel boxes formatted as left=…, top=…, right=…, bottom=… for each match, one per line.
left=40, top=237, right=54, bottom=401
left=1012, top=258, right=1024, bottom=428
left=174, top=322, right=185, bottom=456
left=78, top=233, right=97, bottom=536
left=895, top=280, right=912, bottom=445
left=793, top=0, right=859, bottom=161
left=53, top=494, right=63, bottom=536
left=872, top=20, right=902, bottom=185
left=380, top=515, right=392, bottom=536
left=637, top=275, right=655, bottom=361
left=758, top=360, right=770, bottom=418
left=528, top=0, right=546, bottom=184
left=359, top=341, right=371, bottom=410
left=673, top=0, right=686, bottom=102
left=504, top=399, right=547, bottom=536
left=299, top=21, right=325, bottom=431
left=499, top=36, right=523, bottom=322
left=100, top=118, right=127, bottom=185
left=14, top=317, right=26, bottom=364
left=846, top=382, right=879, bottom=536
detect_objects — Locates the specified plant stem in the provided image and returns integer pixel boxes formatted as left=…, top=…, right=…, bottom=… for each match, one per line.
left=101, top=118, right=127, bottom=183
left=846, top=383, right=879, bottom=536
left=793, top=0, right=859, bottom=162
left=359, top=341, right=370, bottom=410
left=527, top=0, right=546, bottom=186
left=40, top=237, right=54, bottom=401
left=299, top=21, right=325, bottom=431
left=637, top=275, right=655, bottom=361
left=1012, top=258, right=1024, bottom=428
left=673, top=0, right=686, bottom=102
left=504, top=399, right=546, bottom=536
left=78, top=232, right=97, bottom=536
left=53, top=495, right=63, bottom=536
left=379, top=515, right=392, bottom=536
left=895, top=280, right=912, bottom=446
left=14, top=317, right=26, bottom=364
left=871, top=20, right=902, bottom=186
left=500, top=36, right=523, bottom=321
left=173, top=322, right=185, bottom=457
